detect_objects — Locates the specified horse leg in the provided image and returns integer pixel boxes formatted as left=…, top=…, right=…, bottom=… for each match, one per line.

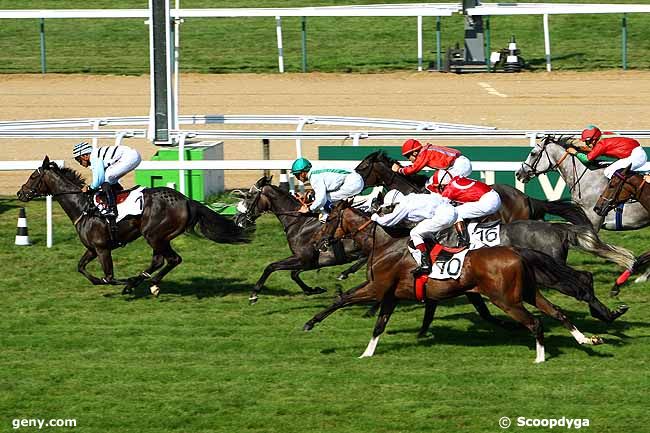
left=418, top=300, right=438, bottom=338
left=465, top=293, right=517, bottom=330
left=121, top=251, right=166, bottom=295
left=147, top=245, right=182, bottom=297
left=360, top=291, right=398, bottom=358
left=77, top=249, right=104, bottom=285
left=95, top=247, right=123, bottom=286
left=303, top=281, right=376, bottom=331
left=490, top=299, right=546, bottom=363
left=291, top=270, right=327, bottom=296
left=250, top=255, right=310, bottom=304
left=337, top=257, right=368, bottom=280
left=532, top=291, right=604, bottom=346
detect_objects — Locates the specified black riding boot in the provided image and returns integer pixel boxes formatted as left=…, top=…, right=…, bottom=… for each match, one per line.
left=412, top=248, right=432, bottom=275
left=454, top=220, right=470, bottom=248
left=101, top=182, right=119, bottom=245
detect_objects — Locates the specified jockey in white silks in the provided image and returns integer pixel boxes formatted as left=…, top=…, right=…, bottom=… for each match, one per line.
left=73, top=141, right=142, bottom=240
left=291, top=157, right=365, bottom=221
left=370, top=189, right=457, bottom=275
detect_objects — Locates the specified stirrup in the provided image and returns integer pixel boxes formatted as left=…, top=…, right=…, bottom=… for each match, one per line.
left=411, top=266, right=431, bottom=276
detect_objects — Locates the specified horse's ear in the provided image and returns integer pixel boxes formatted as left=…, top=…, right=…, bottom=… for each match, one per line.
left=255, top=176, right=270, bottom=188
left=624, top=163, right=633, bottom=174
left=42, top=155, right=50, bottom=168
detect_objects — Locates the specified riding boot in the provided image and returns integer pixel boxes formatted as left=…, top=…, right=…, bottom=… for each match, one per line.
left=454, top=220, right=470, bottom=248
left=101, top=182, right=120, bottom=246
left=411, top=243, right=432, bottom=275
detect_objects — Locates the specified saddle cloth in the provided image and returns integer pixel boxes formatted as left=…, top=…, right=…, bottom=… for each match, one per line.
left=468, top=220, right=501, bottom=249
left=94, top=186, right=145, bottom=222
left=414, top=244, right=469, bottom=300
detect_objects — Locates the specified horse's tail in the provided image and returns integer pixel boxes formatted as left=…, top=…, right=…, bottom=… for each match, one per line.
left=565, top=224, right=635, bottom=269
left=187, top=200, right=252, bottom=244
left=528, top=197, right=593, bottom=226
left=516, top=247, right=594, bottom=302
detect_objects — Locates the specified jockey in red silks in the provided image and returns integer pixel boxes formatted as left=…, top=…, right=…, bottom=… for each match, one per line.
left=426, top=170, right=502, bottom=247
left=567, top=125, right=647, bottom=179
left=391, top=139, right=472, bottom=181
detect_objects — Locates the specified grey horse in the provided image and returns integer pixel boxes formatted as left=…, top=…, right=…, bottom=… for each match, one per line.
left=516, top=135, right=650, bottom=231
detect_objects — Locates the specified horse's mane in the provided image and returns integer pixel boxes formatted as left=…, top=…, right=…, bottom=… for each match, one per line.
left=57, top=166, right=87, bottom=188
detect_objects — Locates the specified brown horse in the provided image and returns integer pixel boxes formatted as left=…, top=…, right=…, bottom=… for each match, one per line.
left=305, top=202, right=603, bottom=363
left=594, top=165, right=650, bottom=295
left=17, top=156, right=250, bottom=296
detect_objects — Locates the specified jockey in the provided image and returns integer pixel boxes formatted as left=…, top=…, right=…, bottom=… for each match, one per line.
left=73, top=141, right=142, bottom=240
left=567, top=125, right=647, bottom=179
left=370, top=189, right=457, bottom=275
left=391, top=139, right=472, bottom=181
left=291, top=157, right=364, bottom=220
left=427, top=171, right=502, bottom=247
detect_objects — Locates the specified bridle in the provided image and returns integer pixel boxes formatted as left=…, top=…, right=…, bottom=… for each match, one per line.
left=521, top=136, right=589, bottom=198
left=22, top=166, right=85, bottom=199
left=238, top=184, right=315, bottom=228
left=597, top=170, right=642, bottom=214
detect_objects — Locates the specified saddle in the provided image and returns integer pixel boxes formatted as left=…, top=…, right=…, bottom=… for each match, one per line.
left=414, top=242, right=468, bottom=302
left=93, top=185, right=145, bottom=223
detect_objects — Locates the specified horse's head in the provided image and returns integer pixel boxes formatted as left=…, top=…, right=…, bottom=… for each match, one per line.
left=314, top=201, right=353, bottom=252
left=593, top=165, right=636, bottom=216
left=17, top=156, right=57, bottom=201
left=234, top=176, right=272, bottom=228
left=355, top=150, right=394, bottom=187
left=516, top=135, right=574, bottom=183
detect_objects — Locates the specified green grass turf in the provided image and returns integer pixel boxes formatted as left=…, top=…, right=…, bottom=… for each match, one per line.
left=1, top=0, right=650, bottom=74
left=1, top=195, right=649, bottom=432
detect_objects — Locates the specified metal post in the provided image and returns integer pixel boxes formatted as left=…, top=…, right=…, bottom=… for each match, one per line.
left=622, top=14, right=628, bottom=71
left=262, top=138, right=270, bottom=177
left=39, top=18, right=46, bottom=74
left=543, top=14, right=551, bottom=72
left=149, top=0, right=173, bottom=144
left=275, top=16, right=284, bottom=73
left=484, top=16, right=491, bottom=72
left=301, top=17, right=307, bottom=72
left=178, top=133, right=187, bottom=196
left=417, top=16, right=423, bottom=72
left=46, top=195, right=52, bottom=248
left=436, top=16, right=441, bottom=71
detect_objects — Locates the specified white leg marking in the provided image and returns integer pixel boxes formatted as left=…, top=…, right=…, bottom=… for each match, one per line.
left=634, top=269, right=650, bottom=283
left=359, top=335, right=380, bottom=358
left=569, top=326, right=590, bottom=345
left=150, top=285, right=160, bottom=297
left=534, top=339, right=545, bottom=364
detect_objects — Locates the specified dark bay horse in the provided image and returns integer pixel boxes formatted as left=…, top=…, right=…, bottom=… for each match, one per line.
left=306, top=203, right=603, bottom=363
left=17, top=156, right=250, bottom=295
left=355, top=150, right=592, bottom=226
left=233, top=176, right=512, bottom=328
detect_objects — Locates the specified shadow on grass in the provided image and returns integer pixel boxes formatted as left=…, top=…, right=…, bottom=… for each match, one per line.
left=526, top=52, right=585, bottom=67
left=117, top=276, right=299, bottom=300
left=0, top=198, right=21, bottom=216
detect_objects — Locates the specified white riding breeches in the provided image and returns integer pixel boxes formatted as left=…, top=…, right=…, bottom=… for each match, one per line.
left=603, top=146, right=648, bottom=179
left=327, top=172, right=365, bottom=203
left=432, top=155, right=473, bottom=186
left=104, top=148, right=142, bottom=184
left=409, top=203, right=457, bottom=246
left=454, top=190, right=502, bottom=221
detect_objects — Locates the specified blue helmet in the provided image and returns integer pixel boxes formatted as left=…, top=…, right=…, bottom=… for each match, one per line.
left=291, top=157, right=312, bottom=175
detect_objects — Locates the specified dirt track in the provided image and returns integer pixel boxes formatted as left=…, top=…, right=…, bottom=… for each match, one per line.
left=2, top=71, right=650, bottom=194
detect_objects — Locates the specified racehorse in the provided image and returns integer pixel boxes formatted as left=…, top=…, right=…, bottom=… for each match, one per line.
left=516, top=135, right=650, bottom=230
left=233, top=176, right=513, bottom=326
left=355, top=150, right=593, bottom=226
left=305, top=202, right=603, bottom=363
left=17, top=156, right=250, bottom=296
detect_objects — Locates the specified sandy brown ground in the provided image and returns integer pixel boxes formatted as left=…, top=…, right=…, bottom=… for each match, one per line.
left=2, top=71, right=650, bottom=194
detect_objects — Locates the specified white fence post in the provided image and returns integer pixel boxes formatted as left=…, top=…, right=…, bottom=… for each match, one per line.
left=543, top=14, right=552, bottom=72
left=275, top=16, right=284, bottom=73
left=417, top=16, right=423, bottom=72
left=46, top=195, right=53, bottom=248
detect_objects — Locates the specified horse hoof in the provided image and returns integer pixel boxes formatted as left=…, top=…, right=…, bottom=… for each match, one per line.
left=590, top=335, right=604, bottom=345
left=337, top=274, right=348, bottom=281
left=150, top=285, right=160, bottom=297
left=303, top=322, right=314, bottom=331
left=249, top=295, right=258, bottom=305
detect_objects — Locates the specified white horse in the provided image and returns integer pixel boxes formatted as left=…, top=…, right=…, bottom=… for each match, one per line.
left=516, top=136, right=650, bottom=284
left=516, top=135, right=650, bottom=231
